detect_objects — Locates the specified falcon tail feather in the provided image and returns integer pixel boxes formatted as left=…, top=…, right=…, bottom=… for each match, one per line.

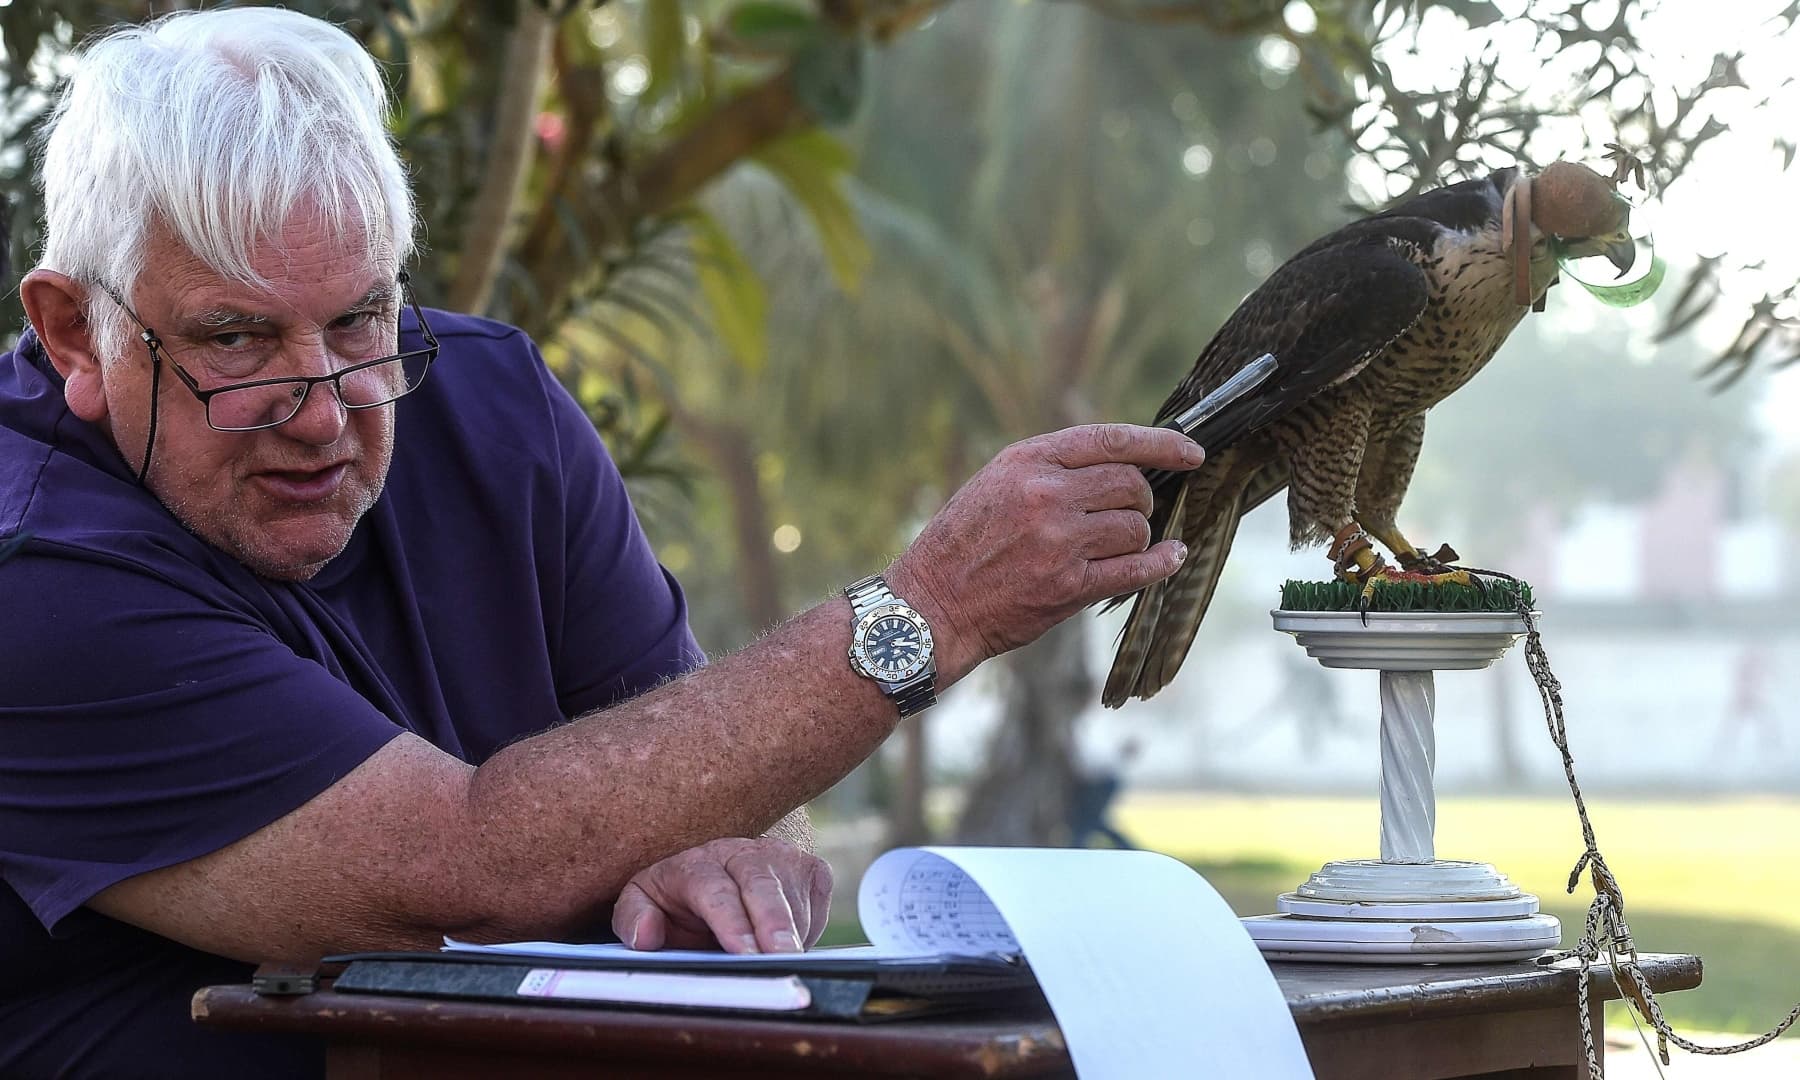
left=1103, top=452, right=1255, bottom=706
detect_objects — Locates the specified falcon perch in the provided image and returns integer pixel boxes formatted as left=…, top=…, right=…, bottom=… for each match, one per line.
left=1103, top=161, right=1636, bottom=707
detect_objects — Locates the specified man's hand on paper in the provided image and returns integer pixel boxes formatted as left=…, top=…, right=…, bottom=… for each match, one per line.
left=888, top=423, right=1204, bottom=684
left=612, top=837, right=833, bottom=954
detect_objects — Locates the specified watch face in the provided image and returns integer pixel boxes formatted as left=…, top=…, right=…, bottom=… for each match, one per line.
left=851, top=606, right=933, bottom=682
left=868, top=614, right=922, bottom=670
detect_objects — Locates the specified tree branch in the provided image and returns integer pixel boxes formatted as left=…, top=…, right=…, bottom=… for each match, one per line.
left=519, top=24, right=609, bottom=279
left=447, top=3, right=555, bottom=316
left=514, top=68, right=809, bottom=339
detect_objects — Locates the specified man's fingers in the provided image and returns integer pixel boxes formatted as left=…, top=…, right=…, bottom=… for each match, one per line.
left=1067, top=462, right=1155, bottom=516
left=1083, top=539, right=1189, bottom=603
left=617, top=841, right=832, bottom=954
left=781, top=865, right=813, bottom=947
left=728, top=860, right=804, bottom=953
left=1080, top=508, right=1154, bottom=559
left=787, top=854, right=833, bottom=947
left=805, top=860, right=834, bottom=948
left=612, top=883, right=667, bottom=951
left=1039, top=423, right=1204, bottom=472
left=680, top=864, right=762, bottom=954
left=781, top=860, right=817, bottom=943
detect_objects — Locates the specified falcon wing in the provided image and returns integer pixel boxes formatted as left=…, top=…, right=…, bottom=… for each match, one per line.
left=1155, top=231, right=1433, bottom=458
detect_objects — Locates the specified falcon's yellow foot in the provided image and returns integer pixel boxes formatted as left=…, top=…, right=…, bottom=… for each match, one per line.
left=1359, top=564, right=1481, bottom=593
left=1392, top=541, right=1487, bottom=598
left=1369, top=534, right=1490, bottom=600
left=1330, top=529, right=1487, bottom=622
left=1328, top=526, right=1385, bottom=625
left=1328, top=524, right=1387, bottom=584
left=1352, top=567, right=1481, bottom=624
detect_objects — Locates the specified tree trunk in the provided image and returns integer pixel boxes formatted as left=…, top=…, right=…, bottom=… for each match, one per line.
left=448, top=2, right=554, bottom=316
left=885, top=715, right=932, bottom=847
left=953, top=617, right=1089, bottom=844
left=676, top=414, right=784, bottom=632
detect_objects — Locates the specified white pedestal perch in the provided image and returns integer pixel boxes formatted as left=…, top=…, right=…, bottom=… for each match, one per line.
left=1242, top=611, right=1561, bottom=964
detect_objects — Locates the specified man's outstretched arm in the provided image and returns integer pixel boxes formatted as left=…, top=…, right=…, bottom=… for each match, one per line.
left=91, top=424, right=1204, bottom=962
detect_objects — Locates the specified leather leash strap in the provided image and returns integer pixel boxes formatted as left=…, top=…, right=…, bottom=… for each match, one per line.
left=1509, top=177, right=1534, bottom=307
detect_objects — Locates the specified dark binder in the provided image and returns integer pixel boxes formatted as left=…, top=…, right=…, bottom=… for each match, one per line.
left=315, top=949, right=1041, bottom=1023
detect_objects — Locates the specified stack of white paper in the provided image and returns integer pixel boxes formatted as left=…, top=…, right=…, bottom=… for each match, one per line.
left=449, top=846, right=1315, bottom=1079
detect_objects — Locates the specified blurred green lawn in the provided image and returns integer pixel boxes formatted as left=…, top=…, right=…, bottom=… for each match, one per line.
left=825, top=794, right=1800, bottom=1037
left=1122, top=794, right=1800, bottom=1035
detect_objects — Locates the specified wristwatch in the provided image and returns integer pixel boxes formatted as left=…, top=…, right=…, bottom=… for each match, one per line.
left=844, top=574, right=938, bottom=718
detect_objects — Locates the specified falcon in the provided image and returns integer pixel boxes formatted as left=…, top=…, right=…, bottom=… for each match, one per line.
left=1103, top=161, right=1637, bottom=707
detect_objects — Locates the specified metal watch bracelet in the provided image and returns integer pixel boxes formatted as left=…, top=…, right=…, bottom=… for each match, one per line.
left=845, top=575, right=937, bottom=718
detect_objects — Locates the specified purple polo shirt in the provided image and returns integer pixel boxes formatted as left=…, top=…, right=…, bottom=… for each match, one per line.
left=0, top=310, right=705, bottom=1078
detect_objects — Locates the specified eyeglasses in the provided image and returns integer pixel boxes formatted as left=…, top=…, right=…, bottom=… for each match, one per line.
left=101, top=271, right=439, bottom=484
left=106, top=271, right=438, bottom=432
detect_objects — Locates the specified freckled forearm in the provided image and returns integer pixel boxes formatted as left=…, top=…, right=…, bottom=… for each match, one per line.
left=453, top=598, right=893, bottom=934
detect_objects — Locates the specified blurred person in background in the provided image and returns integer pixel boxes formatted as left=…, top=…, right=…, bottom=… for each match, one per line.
left=1068, top=736, right=1143, bottom=849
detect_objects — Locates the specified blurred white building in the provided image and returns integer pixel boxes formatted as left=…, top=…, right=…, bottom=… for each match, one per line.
left=921, top=447, right=1800, bottom=797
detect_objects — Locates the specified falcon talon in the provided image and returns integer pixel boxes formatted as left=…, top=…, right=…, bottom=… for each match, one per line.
left=1351, top=559, right=1393, bottom=623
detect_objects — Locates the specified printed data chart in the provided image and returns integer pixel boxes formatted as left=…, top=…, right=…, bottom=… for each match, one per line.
left=864, top=850, right=1019, bottom=954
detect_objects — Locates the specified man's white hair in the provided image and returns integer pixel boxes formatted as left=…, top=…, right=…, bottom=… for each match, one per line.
left=37, top=7, right=416, bottom=358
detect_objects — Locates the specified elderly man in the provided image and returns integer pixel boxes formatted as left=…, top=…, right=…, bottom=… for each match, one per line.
left=0, top=9, right=1201, bottom=1078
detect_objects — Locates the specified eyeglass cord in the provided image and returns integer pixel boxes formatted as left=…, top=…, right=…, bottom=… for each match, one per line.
left=136, top=328, right=162, bottom=487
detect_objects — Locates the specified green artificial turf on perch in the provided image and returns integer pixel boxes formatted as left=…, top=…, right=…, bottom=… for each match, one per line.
left=1279, top=577, right=1533, bottom=613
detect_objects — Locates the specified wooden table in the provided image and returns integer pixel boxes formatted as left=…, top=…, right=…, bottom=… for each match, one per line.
left=193, top=953, right=1701, bottom=1079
